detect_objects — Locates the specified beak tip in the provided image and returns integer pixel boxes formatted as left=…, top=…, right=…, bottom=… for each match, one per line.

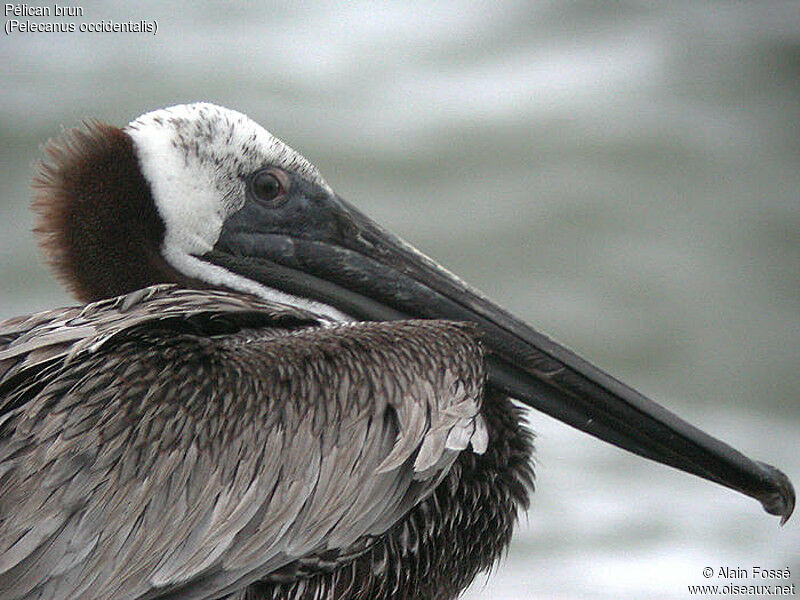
left=754, top=461, right=795, bottom=525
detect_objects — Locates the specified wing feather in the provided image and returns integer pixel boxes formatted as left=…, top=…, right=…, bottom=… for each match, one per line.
left=0, top=285, right=486, bottom=600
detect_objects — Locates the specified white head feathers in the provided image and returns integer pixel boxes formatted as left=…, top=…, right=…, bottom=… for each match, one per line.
left=124, top=102, right=346, bottom=321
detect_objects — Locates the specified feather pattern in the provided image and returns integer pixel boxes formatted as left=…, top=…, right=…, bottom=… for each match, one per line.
left=0, top=285, right=489, bottom=600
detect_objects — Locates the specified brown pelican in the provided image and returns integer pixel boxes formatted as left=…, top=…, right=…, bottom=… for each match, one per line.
left=0, top=103, right=793, bottom=600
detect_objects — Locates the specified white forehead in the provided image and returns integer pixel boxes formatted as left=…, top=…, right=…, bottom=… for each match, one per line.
left=124, top=102, right=330, bottom=256
left=122, top=103, right=347, bottom=321
left=126, top=102, right=328, bottom=192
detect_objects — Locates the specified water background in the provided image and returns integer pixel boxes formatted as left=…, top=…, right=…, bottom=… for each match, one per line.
left=2, top=2, right=798, bottom=598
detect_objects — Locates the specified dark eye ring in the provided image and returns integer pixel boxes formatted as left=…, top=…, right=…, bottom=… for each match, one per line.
left=248, top=168, right=289, bottom=204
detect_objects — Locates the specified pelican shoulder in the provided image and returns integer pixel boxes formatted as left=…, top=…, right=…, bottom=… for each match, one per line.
left=0, top=285, right=487, bottom=600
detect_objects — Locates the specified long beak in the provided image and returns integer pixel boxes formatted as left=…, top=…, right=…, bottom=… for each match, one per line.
left=207, top=194, right=795, bottom=524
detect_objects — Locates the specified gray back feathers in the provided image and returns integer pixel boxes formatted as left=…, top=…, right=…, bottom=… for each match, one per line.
left=0, top=285, right=487, bottom=600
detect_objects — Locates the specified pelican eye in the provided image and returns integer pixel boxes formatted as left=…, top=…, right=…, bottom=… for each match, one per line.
left=249, top=169, right=288, bottom=204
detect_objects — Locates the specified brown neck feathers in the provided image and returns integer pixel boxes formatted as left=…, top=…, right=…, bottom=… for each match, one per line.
left=33, top=121, right=187, bottom=302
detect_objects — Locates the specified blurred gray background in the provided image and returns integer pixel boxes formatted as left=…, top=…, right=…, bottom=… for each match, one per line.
left=2, top=2, right=798, bottom=598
